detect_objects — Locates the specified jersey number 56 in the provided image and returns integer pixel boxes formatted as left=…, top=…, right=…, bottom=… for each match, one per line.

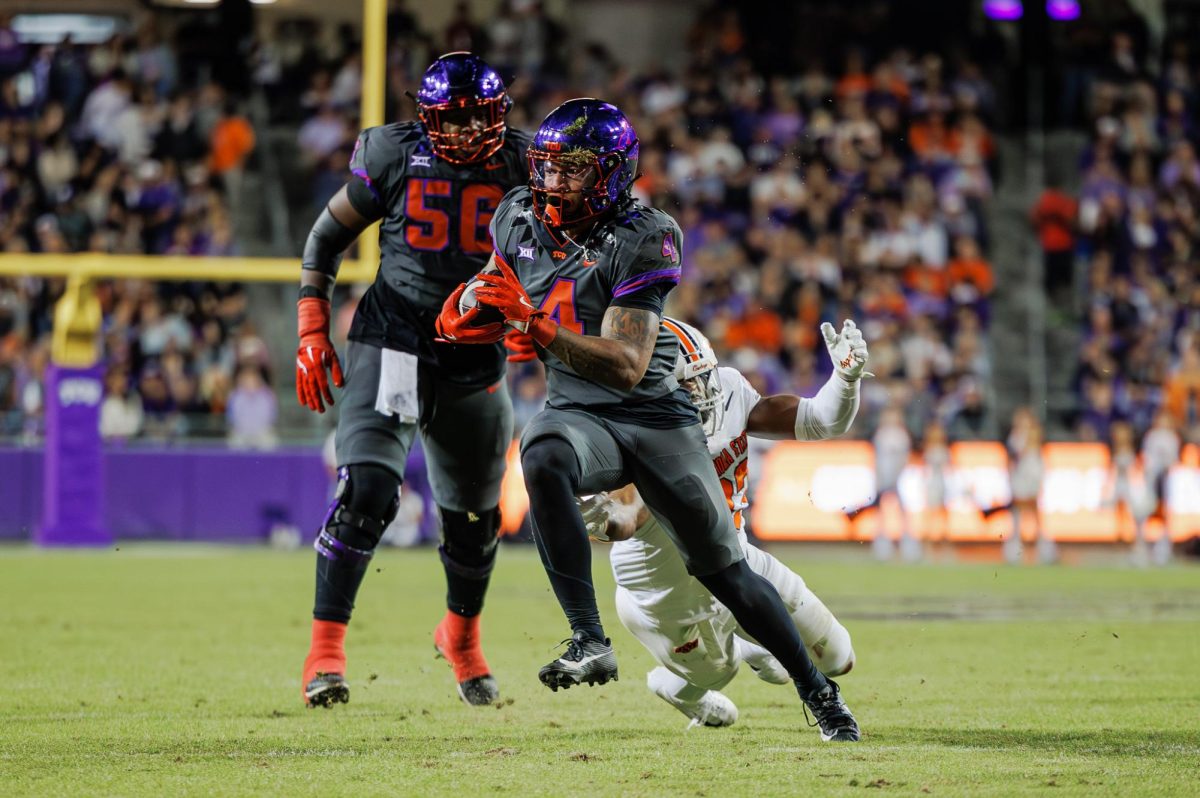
left=404, top=178, right=503, bottom=254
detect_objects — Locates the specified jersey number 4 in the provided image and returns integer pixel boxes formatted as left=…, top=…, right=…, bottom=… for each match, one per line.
left=404, top=179, right=503, bottom=254
left=538, top=278, right=584, bottom=334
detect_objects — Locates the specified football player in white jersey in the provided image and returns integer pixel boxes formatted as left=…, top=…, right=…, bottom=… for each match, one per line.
left=578, top=317, right=868, bottom=728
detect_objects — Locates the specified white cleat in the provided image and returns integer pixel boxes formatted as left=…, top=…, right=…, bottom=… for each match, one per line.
left=647, top=667, right=738, bottom=728
left=1129, top=541, right=1150, bottom=568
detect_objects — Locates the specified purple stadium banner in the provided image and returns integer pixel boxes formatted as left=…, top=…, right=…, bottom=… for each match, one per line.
left=1, top=444, right=437, bottom=544
left=37, top=365, right=111, bottom=546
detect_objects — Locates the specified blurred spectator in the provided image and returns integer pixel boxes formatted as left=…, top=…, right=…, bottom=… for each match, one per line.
left=982, top=409, right=1054, bottom=565
left=1031, top=180, right=1078, bottom=302
left=227, top=365, right=277, bottom=449
left=99, top=368, right=143, bottom=440
left=208, top=100, right=255, bottom=219
left=845, top=406, right=917, bottom=562
left=445, top=2, right=487, bottom=54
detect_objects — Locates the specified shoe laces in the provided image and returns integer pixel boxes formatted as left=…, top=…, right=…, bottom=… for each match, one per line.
left=803, top=682, right=855, bottom=731
left=555, top=634, right=600, bottom=663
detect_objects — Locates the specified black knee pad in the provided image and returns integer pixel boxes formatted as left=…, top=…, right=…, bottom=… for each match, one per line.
left=521, top=436, right=580, bottom=491
left=314, top=464, right=401, bottom=563
left=439, top=505, right=500, bottom=578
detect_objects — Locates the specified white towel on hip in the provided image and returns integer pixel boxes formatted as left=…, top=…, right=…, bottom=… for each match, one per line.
left=374, top=348, right=420, bottom=423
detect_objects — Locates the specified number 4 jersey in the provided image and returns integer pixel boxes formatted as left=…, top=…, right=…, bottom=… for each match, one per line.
left=488, top=186, right=696, bottom=427
left=345, top=122, right=532, bottom=382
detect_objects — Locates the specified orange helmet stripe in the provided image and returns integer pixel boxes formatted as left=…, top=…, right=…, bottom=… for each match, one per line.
left=662, top=318, right=702, bottom=360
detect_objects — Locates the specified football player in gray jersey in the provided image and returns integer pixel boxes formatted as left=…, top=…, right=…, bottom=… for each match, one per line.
left=297, top=53, right=532, bottom=710
left=438, top=99, right=860, bottom=742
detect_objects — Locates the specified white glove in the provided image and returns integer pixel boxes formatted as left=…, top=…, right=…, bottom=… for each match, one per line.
left=821, top=319, right=871, bottom=381
left=576, top=493, right=614, bottom=542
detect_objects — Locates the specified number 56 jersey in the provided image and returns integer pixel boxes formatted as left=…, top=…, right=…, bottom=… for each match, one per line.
left=488, top=186, right=695, bottom=427
left=346, top=122, right=531, bottom=381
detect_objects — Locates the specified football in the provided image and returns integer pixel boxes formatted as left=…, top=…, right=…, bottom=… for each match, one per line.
left=458, top=264, right=505, bottom=327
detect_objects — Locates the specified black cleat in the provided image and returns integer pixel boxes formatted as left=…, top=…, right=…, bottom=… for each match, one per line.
left=304, top=673, right=350, bottom=708
left=801, top=678, right=860, bottom=742
left=538, top=631, right=619, bottom=692
left=455, top=674, right=500, bottom=706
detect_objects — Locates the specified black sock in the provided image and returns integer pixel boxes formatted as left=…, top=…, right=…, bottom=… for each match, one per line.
left=314, top=552, right=371, bottom=623
left=312, top=464, right=399, bottom=622
left=523, top=437, right=605, bottom=641
left=696, top=558, right=827, bottom=698
left=439, top=507, right=499, bottom=618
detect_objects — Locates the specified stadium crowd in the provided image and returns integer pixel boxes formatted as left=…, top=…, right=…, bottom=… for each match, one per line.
left=296, top=2, right=1001, bottom=441
left=1, top=3, right=1003, bottom=446
left=0, top=16, right=269, bottom=443
left=1046, top=18, right=1200, bottom=447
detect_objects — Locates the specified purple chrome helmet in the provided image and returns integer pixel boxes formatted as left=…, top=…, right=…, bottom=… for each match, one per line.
left=528, top=98, right=640, bottom=228
left=416, top=52, right=511, bottom=164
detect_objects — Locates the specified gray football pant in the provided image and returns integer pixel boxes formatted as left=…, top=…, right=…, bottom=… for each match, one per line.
left=335, top=340, right=513, bottom=512
left=520, top=407, right=742, bottom=575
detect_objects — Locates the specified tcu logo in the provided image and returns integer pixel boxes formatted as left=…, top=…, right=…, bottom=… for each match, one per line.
left=58, top=378, right=102, bottom=407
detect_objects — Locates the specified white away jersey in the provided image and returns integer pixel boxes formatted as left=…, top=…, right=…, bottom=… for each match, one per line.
left=706, top=367, right=761, bottom=535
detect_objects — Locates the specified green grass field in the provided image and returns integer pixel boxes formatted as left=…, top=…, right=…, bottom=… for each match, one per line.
left=2, top=544, right=1198, bottom=797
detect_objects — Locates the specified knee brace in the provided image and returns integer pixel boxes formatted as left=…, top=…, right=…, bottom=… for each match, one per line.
left=314, top=464, right=401, bottom=563
left=438, top=505, right=500, bottom=579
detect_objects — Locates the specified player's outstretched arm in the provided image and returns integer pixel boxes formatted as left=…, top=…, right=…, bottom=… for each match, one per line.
left=747, top=319, right=868, bottom=442
left=296, top=185, right=383, bottom=413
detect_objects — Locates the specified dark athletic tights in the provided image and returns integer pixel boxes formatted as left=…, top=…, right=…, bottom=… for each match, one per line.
left=521, top=436, right=829, bottom=698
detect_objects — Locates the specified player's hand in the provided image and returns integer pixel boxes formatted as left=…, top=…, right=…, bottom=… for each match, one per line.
left=504, top=328, right=538, bottom=362
left=296, top=297, right=345, bottom=413
left=435, top=282, right=505, bottom=344
left=576, top=493, right=615, bottom=542
left=821, top=319, right=871, bottom=381
left=473, top=259, right=559, bottom=346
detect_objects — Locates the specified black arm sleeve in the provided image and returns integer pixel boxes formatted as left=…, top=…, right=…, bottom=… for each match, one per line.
left=301, top=205, right=359, bottom=278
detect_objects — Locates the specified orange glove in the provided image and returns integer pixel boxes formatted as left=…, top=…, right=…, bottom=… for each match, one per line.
left=296, top=297, right=344, bottom=413
left=435, top=282, right=506, bottom=344
left=504, top=328, right=538, bottom=362
left=474, top=258, right=559, bottom=347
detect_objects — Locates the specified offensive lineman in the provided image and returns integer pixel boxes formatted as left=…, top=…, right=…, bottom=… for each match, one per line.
left=577, top=317, right=865, bottom=727
left=295, top=53, right=532, bottom=708
left=438, top=98, right=861, bottom=741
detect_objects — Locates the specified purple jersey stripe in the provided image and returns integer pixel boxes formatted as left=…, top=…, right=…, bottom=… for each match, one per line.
left=612, top=267, right=681, bottom=298
left=351, top=168, right=382, bottom=204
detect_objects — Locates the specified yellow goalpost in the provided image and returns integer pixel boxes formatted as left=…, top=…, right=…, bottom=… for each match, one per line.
left=0, top=0, right=388, bottom=368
